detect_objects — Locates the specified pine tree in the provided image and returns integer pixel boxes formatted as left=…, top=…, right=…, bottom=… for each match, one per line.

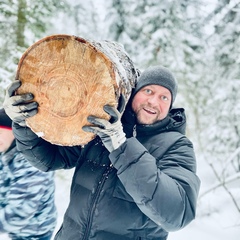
left=200, top=0, right=240, bottom=173
left=0, top=0, right=69, bottom=103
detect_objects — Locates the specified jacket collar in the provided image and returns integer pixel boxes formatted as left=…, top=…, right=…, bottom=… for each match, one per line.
left=136, top=108, right=186, bottom=136
left=122, top=104, right=186, bottom=137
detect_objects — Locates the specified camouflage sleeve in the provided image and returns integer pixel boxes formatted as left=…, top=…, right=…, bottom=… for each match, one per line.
left=0, top=152, right=57, bottom=235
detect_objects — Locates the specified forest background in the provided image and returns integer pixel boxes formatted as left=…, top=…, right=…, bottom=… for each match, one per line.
left=0, top=0, right=239, bottom=239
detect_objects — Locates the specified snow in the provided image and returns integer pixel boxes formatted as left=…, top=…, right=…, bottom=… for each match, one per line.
left=168, top=189, right=240, bottom=240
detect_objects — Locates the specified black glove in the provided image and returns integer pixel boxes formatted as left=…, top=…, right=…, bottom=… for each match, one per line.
left=82, top=95, right=126, bottom=152
left=3, top=80, right=38, bottom=127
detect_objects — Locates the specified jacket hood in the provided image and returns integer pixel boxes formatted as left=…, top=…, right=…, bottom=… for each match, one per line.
left=168, top=108, right=186, bottom=134
left=136, top=108, right=186, bottom=136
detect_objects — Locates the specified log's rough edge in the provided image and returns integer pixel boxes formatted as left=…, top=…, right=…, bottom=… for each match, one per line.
left=89, top=40, right=139, bottom=101
left=15, top=34, right=139, bottom=146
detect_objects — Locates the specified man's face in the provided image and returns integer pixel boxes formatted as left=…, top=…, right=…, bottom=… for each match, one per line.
left=131, top=85, right=172, bottom=125
left=0, top=127, right=14, bottom=153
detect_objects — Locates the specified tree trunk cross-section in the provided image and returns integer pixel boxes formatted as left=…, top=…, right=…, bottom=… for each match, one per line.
left=16, top=34, right=138, bottom=146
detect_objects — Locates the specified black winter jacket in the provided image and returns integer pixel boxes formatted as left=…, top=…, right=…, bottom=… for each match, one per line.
left=13, top=107, right=200, bottom=240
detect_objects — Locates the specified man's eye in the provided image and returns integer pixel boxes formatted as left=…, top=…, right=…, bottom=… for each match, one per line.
left=144, top=89, right=152, bottom=94
left=161, top=96, right=168, bottom=101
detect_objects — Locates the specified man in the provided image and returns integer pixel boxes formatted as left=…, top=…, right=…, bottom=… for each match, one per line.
left=3, top=65, right=200, bottom=240
left=0, top=108, right=57, bottom=240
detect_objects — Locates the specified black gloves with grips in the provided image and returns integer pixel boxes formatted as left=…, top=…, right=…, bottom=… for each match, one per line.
left=3, top=80, right=38, bottom=127
left=83, top=95, right=127, bottom=152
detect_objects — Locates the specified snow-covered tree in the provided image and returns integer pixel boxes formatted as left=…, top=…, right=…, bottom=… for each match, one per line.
left=0, top=0, right=69, bottom=103
left=196, top=0, right=240, bottom=213
left=202, top=0, right=240, bottom=174
left=105, top=0, right=208, bottom=143
left=47, top=0, right=107, bottom=41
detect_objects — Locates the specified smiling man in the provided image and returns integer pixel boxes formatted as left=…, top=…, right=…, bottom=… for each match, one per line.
left=3, top=65, right=200, bottom=240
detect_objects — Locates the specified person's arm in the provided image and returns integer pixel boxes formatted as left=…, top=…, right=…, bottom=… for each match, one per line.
left=0, top=154, right=56, bottom=233
left=3, top=80, right=81, bottom=171
left=13, top=122, right=81, bottom=171
left=109, top=136, right=200, bottom=232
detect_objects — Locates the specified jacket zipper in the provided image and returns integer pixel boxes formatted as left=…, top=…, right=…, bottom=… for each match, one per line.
left=133, top=125, right=137, bottom=137
left=82, top=164, right=114, bottom=240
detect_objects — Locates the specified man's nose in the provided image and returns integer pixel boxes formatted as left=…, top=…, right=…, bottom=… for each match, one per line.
left=147, top=95, right=158, bottom=105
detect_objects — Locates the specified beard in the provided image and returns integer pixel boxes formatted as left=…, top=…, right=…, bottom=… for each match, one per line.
left=134, top=104, right=161, bottom=125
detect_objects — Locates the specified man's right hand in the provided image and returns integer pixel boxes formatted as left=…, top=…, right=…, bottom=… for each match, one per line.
left=3, top=80, right=38, bottom=127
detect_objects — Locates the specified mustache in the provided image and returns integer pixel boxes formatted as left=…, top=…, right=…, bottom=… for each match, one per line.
left=140, top=104, right=159, bottom=113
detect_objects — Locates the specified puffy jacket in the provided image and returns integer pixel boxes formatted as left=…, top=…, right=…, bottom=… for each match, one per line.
left=13, top=107, right=200, bottom=240
left=0, top=141, right=57, bottom=239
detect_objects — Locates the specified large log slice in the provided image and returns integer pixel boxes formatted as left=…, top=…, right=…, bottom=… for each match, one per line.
left=16, top=34, right=138, bottom=146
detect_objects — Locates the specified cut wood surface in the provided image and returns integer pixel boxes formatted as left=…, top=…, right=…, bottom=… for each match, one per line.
left=16, top=34, right=138, bottom=146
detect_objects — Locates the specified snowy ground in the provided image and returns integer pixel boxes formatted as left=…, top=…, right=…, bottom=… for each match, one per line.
left=1, top=168, right=239, bottom=240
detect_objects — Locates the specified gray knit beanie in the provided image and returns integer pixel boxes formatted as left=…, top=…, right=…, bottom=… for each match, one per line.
left=134, top=66, right=178, bottom=105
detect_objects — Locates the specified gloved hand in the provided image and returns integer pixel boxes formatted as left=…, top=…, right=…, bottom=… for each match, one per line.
left=82, top=95, right=126, bottom=152
left=3, top=80, right=38, bottom=127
